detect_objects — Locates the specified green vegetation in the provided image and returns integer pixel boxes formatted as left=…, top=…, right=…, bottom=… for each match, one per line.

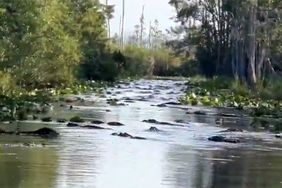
left=0, top=0, right=118, bottom=121
left=168, top=0, right=282, bottom=83
left=0, top=0, right=119, bottom=86
left=120, top=45, right=181, bottom=78
left=180, top=76, right=282, bottom=132
left=0, top=81, right=106, bottom=121
left=181, top=76, right=281, bottom=110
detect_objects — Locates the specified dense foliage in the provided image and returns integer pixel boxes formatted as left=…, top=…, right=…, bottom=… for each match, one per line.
left=0, top=0, right=116, bottom=91
left=168, top=0, right=282, bottom=86
left=120, top=45, right=181, bottom=78
left=0, top=0, right=186, bottom=92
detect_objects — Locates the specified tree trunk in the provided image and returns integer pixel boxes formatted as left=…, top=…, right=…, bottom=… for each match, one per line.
left=140, top=5, right=145, bottom=47
left=245, top=2, right=257, bottom=86
left=255, top=42, right=266, bottom=81
left=121, top=0, right=125, bottom=49
left=106, top=0, right=111, bottom=39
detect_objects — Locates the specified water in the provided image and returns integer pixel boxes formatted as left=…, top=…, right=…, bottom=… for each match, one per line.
left=1, top=79, right=282, bottom=188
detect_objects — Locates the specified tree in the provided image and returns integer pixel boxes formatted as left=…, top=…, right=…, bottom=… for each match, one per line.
left=21, top=0, right=81, bottom=87
left=229, top=0, right=281, bottom=85
left=169, top=0, right=282, bottom=86
left=139, top=5, right=145, bottom=46
left=0, top=0, right=39, bottom=70
left=150, top=19, right=164, bottom=50
left=68, top=0, right=111, bottom=81
left=121, top=0, right=125, bottom=48
left=0, top=0, right=114, bottom=87
left=104, top=0, right=115, bottom=39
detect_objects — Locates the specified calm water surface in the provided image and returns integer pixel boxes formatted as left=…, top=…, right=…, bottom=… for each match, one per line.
left=0, top=79, right=282, bottom=188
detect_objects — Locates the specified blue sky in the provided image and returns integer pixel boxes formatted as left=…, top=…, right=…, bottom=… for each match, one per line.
left=103, top=0, right=176, bottom=35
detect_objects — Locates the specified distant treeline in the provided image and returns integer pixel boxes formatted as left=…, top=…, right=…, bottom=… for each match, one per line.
left=168, top=0, right=282, bottom=86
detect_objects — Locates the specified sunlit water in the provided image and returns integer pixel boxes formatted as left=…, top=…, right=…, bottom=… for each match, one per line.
left=1, top=79, right=282, bottom=188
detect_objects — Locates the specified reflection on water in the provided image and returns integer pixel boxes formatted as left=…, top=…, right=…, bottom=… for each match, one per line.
left=0, top=144, right=58, bottom=188
left=0, top=79, right=282, bottom=188
left=210, top=150, right=282, bottom=188
left=163, top=145, right=213, bottom=188
left=164, top=145, right=282, bottom=188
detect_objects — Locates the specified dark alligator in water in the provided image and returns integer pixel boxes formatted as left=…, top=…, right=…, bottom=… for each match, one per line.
left=143, top=119, right=184, bottom=127
left=0, top=127, right=59, bottom=138
left=82, top=125, right=111, bottom=130
left=146, top=127, right=162, bottom=132
left=67, top=122, right=80, bottom=127
left=143, top=119, right=173, bottom=125
left=164, top=102, right=182, bottom=105
left=219, top=128, right=244, bottom=133
left=112, top=132, right=146, bottom=140
left=91, top=120, right=104, bottom=124
left=20, top=128, right=59, bottom=138
left=107, top=122, right=125, bottom=126
left=41, top=117, right=52, bottom=122
left=66, top=122, right=111, bottom=130
left=208, top=136, right=240, bottom=144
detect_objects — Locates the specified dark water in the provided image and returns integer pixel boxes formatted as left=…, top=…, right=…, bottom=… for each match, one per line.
left=0, top=79, right=282, bottom=188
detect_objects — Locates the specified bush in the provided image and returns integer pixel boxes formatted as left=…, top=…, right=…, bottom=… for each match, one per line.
left=176, top=59, right=200, bottom=77
left=152, top=49, right=180, bottom=76
left=231, top=80, right=250, bottom=97
left=120, top=45, right=182, bottom=78
left=198, top=76, right=233, bottom=91
left=0, top=71, right=16, bottom=96
left=122, top=45, right=151, bottom=77
left=259, top=75, right=282, bottom=102
left=17, top=109, right=28, bottom=121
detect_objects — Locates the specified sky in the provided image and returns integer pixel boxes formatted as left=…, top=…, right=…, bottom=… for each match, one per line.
left=102, top=0, right=176, bottom=36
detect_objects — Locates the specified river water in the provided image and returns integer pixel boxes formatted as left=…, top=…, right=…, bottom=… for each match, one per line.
left=0, top=79, right=282, bottom=188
